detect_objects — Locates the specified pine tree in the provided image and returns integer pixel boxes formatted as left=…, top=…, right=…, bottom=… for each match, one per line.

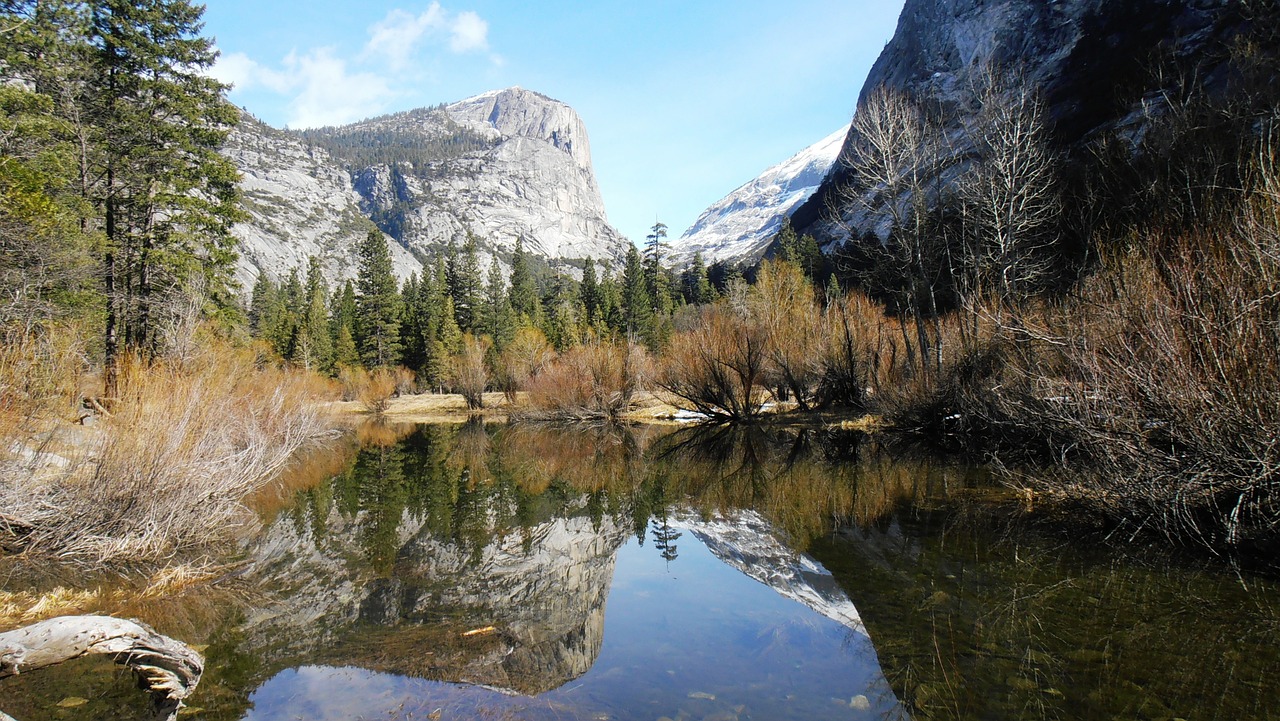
left=355, top=229, right=402, bottom=367
left=683, top=252, right=713, bottom=305
left=483, top=251, right=513, bottom=347
left=327, top=279, right=360, bottom=370
left=399, top=273, right=423, bottom=370
left=294, top=256, right=332, bottom=371
left=248, top=273, right=278, bottom=338
left=644, top=221, right=672, bottom=315
left=332, top=323, right=360, bottom=370
left=274, top=269, right=302, bottom=356
left=580, top=257, right=601, bottom=325
left=447, top=233, right=482, bottom=332
left=82, top=0, right=242, bottom=391
left=621, top=245, right=651, bottom=336
left=508, top=235, right=538, bottom=324
left=598, top=269, right=623, bottom=333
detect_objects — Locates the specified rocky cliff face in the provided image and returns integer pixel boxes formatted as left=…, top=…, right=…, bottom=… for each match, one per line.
left=225, top=87, right=630, bottom=288
left=223, top=114, right=422, bottom=288
left=670, top=124, right=849, bottom=268
left=791, top=0, right=1245, bottom=247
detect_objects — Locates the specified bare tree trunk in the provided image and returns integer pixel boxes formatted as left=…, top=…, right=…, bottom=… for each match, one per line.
left=0, top=615, right=203, bottom=721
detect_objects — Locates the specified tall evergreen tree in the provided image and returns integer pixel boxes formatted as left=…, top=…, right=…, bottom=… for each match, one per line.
left=621, top=244, right=651, bottom=336
left=330, top=279, right=360, bottom=369
left=508, top=235, right=538, bottom=324
left=447, top=233, right=482, bottom=332
left=294, top=256, right=332, bottom=371
left=399, top=273, right=423, bottom=370
left=643, top=221, right=672, bottom=315
left=580, top=257, right=601, bottom=325
left=83, top=0, right=242, bottom=391
left=682, top=252, right=713, bottom=305
left=355, top=229, right=402, bottom=367
left=483, top=251, right=513, bottom=347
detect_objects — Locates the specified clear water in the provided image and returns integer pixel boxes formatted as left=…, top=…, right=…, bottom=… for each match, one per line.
left=2, top=421, right=1278, bottom=721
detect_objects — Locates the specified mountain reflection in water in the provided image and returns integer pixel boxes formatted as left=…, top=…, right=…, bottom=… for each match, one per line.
left=6, top=420, right=1274, bottom=721
left=231, top=420, right=909, bottom=720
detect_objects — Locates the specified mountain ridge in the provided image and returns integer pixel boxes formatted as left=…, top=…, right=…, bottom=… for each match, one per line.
left=226, top=86, right=631, bottom=288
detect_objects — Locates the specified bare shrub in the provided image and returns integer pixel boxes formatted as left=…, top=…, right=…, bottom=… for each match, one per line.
left=495, top=326, right=555, bottom=402
left=0, top=342, right=337, bottom=563
left=450, top=334, right=491, bottom=410
left=521, top=340, right=650, bottom=420
left=660, top=304, right=768, bottom=421
left=359, top=367, right=400, bottom=415
left=989, top=152, right=1280, bottom=547
left=817, top=289, right=891, bottom=408
left=751, top=260, right=824, bottom=409
left=0, top=325, right=86, bottom=441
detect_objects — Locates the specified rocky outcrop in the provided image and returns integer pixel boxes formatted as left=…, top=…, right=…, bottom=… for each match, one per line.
left=670, top=124, right=849, bottom=268
left=355, top=88, right=629, bottom=268
left=223, top=114, right=421, bottom=288
left=224, top=87, right=630, bottom=289
left=792, top=0, right=1246, bottom=247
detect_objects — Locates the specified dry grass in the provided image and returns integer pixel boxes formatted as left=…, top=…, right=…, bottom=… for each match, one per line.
left=0, top=336, right=338, bottom=564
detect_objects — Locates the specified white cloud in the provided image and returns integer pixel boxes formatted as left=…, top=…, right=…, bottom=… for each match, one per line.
left=282, top=48, right=394, bottom=128
left=448, top=11, right=489, bottom=53
left=210, top=51, right=294, bottom=94
left=214, top=4, right=494, bottom=128
left=362, top=3, right=490, bottom=69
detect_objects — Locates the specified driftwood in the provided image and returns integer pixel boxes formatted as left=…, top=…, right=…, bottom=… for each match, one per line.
left=0, top=615, right=203, bottom=721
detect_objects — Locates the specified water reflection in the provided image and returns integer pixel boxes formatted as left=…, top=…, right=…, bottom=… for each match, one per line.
left=225, top=421, right=910, bottom=720
left=5, top=421, right=1277, bottom=721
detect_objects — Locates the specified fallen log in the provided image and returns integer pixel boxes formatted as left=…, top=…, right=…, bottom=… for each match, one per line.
left=0, top=615, right=203, bottom=721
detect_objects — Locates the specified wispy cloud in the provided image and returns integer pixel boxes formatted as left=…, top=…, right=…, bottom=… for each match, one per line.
left=212, top=48, right=394, bottom=128
left=362, top=3, right=490, bottom=69
left=211, top=3, right=495, bottom=128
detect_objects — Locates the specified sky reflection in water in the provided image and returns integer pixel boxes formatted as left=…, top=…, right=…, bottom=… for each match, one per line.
left=243, top=506, right=906, bottom=721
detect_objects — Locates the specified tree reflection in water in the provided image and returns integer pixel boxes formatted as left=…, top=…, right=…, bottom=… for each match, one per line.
left=5, top=420, right=1277, bottom=721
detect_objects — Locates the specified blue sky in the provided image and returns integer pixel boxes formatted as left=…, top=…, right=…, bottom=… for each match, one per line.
left=203, top=1, right=905, bottom=246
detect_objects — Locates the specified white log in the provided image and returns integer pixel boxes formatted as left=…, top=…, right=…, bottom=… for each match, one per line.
left=0, top=615, right=203, bottom=721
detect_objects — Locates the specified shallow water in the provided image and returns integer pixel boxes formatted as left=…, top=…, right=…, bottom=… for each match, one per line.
left=2, top=421, right=1278, bottom=720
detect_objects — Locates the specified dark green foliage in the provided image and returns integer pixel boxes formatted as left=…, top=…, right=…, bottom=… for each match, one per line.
left=580, top=257, right=601, bottom=325
left=355, top=230, right=402, bottom=368
left=2, top=0, right=243, bottom=389
left=681, top=252, right=714, bottom=306
left=483, top=252, right=514, bottom=348
left=294, top=256, right=331, bottom=371
left=772, top=218, right=827, bottom=281
left=296, top=109, right=495, bottom=172
left=508, top=236, right=539, bottom=324
left=707, top=260, right=742, bottom=296
left=621, top=244, right=651, bottom=337
left=447, top=234, right=482, bottom=333
left=644, top=221, right=673, bottom=316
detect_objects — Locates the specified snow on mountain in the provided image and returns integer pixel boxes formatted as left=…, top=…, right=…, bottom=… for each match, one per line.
left=670, top=124, right=849, bottom=267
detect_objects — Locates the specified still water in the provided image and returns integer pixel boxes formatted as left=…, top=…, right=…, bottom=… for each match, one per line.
left=3, top=421, right=1279, bottom=720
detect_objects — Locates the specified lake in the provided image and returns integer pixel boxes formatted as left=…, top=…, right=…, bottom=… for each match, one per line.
left=2, top=421, right=1277, bottom=720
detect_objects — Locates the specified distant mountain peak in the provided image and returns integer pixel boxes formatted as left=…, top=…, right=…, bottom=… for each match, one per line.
left=671, top=124, right=850, bottom=267
left=226, top=86, right=629, bottom=288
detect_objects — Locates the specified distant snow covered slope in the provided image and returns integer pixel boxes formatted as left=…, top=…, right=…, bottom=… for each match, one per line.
left=670, top=124, right=849, bottom=267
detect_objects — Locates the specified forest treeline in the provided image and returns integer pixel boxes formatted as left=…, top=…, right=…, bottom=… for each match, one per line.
left=3, top=0, right=1280, bottom=562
